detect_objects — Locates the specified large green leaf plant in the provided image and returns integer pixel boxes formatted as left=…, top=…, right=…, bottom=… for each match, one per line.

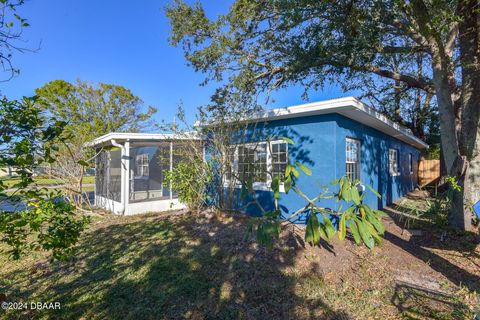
left=244, top=138, right=386, bottom=250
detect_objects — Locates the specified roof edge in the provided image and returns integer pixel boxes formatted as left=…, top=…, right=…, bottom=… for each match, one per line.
left=85, top=132, right=202, bottom=147
left=224, top=96, right=428, bottom=150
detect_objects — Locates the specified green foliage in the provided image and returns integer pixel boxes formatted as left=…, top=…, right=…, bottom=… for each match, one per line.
left=0, top=96, right=90, bottom=260
left=32, top=79, right=157, bottom=201
left=0, top=195, right=90, bottom=260
left=164, top=0, right=451, bottom=141
left=35, top=79, right=157, bottom=142
left=427, top=176, right=462, bottom=228
left=242, top=137, right=385, bottom=250
left=0, top=96, right=64, bottom=195
left=425, top=198, right=449, bottom=228
left=305, top=210, right=320, bottom=245
left=163, top=157, right=212, bottom=212
left=0, top=0, right=29, bottom=80
left=307, top=176, right=385, bottom=250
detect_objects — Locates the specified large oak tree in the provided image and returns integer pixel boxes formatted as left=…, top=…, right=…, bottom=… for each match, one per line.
left=166, top=0, right=480, bottom=231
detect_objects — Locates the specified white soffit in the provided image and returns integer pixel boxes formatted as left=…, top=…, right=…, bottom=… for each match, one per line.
left=253, top=97, right=428, bottom=150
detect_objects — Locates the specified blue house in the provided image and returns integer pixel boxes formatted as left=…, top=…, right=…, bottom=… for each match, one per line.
left=215, top=97, right=428, bottom=219
left=89, top=97, right=427, bottom=217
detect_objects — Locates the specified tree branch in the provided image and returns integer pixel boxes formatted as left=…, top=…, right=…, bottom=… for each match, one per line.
left=360, top=65, right=435, bottom=93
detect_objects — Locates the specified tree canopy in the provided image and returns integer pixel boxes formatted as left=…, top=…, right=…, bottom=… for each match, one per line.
left=35, top=79, right=157, bottom=140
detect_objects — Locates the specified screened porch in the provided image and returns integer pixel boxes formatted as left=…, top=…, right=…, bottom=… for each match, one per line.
left=88, top=133, right=202, bottom=215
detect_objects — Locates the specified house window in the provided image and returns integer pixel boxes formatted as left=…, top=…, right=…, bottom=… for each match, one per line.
left=408, top=153, right=413, bottom=174
left=346, top=138, right=361, bottom=181
left=389, top=148, right=399, bottom=176
left=226, top=140, right=289, bottom=187
left=271, top=141, right=288, bottom=180
left=237, top=143, right=267, bottom=182
left=135, top=154, right=149, bottom=177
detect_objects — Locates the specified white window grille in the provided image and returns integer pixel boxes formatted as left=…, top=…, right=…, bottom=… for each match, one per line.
left=237, top=143, right=267, bottom=182
left=271, top=141, right=288, bottom=180
left=226, top=140, right=289, bottom=188
left=346, top=138, right=361, bottom=181
left=389, top=148, right=399, bottom=176
left=135, top=154, right=149, bottom=177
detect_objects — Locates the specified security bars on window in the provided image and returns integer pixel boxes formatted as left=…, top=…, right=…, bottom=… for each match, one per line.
left=346, top=138, right=361, bottom=182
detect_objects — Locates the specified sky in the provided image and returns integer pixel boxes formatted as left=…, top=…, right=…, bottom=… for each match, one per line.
left=0, top=0, right=355, bottom=130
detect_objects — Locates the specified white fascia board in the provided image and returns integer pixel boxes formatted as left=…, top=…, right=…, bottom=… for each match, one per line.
left=85, top=132, right=202, bottom=147
left=215, top=96, right=428, bottom=150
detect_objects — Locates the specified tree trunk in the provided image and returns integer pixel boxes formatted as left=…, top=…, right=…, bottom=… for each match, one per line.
left=458, top=0, right=480, bottom=231
left=430, top=46, right=469, bottom=228
left=431, top=68, right=459, bottom=171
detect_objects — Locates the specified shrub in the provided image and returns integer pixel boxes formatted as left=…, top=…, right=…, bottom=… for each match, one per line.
left=163, top=157, right=212, bottom=212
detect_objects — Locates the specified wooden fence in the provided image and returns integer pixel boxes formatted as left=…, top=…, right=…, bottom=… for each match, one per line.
left=418, top=160, right=441, bottom=187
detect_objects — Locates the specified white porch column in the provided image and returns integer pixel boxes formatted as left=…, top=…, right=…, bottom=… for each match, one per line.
left=124, top=140, right=130, bottom=214
left=170, top=141, right=173, bottom=200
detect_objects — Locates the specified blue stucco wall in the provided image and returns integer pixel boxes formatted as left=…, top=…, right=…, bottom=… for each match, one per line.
left=217, top=113, right=422, bottom=221
left=335, top=115, right=421, bottom=210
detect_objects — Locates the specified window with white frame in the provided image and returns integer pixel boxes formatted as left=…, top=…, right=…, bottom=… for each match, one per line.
left=226, top=140, right=289, bottom=186
left=135, top=153, right=149, bottom=177
left=271, top=141, right=288, bottom=180
left=238, top=143, right=267, bottom=182
left=389, top=148, right=399, bottom=176
left=408, top=153, right=413, bottom=174
left=346, top=138, right=361, bottom=181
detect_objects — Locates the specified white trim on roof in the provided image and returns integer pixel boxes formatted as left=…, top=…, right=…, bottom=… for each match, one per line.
left=236, top=97, right=428, bottom=150
left=88, top=97, right=428, bottom=150
left=86, top=132, right=202, bottom=147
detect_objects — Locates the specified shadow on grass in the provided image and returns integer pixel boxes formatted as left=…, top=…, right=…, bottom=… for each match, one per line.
left=382, top=191, right=480, bottom=294
left=391, top=281, right=473, bottom=319
left=384, top=231, right=480, bottom=293
left=1, top=212, right=352, bottom=319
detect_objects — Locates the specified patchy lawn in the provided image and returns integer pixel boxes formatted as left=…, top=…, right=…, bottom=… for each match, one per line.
left=0, top=204, right=479, bottom=319
left=0, top=176, right=95, bottom=188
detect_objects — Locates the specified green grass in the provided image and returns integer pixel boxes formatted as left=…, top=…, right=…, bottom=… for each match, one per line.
left=0, top=213, right=353, bottom=319
left=0, top=175, right=95, bottom=188
left=0, top=212, right=477, bottom=319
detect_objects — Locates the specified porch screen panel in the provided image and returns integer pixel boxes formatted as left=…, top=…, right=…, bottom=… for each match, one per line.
left=95, top=148, right=121, bottom=202
left=108, top=149, right=122, bottom=202
left=129, top=142, right=171, bottom=203
left=95, top=149, right=109, bottom=198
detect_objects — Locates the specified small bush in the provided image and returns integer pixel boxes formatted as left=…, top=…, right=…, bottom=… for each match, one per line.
left=164, top=157, right=212, bottom=212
